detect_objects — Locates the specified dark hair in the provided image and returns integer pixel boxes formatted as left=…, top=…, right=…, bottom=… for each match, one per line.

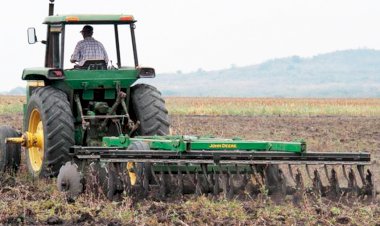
left=81, top=25, right=93, bottom=34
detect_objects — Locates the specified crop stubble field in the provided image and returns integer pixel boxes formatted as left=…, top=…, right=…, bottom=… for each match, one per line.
left=0, top=95, right=379, bottom=225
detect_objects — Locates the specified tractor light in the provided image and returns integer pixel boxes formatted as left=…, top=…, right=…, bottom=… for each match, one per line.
left=66, top=16, right=80, bottom=22
left=48, top=69, right=65, bottom=79
left=137, top=67, right=155, bottom=78
left=120, top=15, right=134, bottom=21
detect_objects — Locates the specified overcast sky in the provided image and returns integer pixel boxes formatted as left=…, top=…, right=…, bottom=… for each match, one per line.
left=1, top=0, right=379, bottom=91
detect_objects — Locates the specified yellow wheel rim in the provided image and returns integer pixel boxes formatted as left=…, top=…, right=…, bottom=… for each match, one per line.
left=127, top=162, right=137, bottom=185
left=28, top=109, right=44, bottom=172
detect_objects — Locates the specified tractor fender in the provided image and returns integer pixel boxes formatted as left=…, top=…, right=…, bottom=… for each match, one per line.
left=22, top=67, right=65, bottom=81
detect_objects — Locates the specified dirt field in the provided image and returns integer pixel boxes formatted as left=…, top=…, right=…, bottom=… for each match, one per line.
left=4, top=112, right=379, bottom=153
left=0, top=111, right=379, bottom=225
left=170, top=115, right=380, bottom=153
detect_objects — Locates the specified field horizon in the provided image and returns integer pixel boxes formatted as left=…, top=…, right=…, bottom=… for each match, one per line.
left=1, top=95, right=379, bottom=116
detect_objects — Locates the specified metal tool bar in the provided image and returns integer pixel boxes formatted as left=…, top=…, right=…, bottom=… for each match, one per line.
left=82, top=115, right=127, bottom=119
left=94, top=159, right=370, bottom=165
left=71, top=147, right=371, bottom=163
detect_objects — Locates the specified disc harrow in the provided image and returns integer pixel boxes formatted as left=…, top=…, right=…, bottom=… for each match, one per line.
left=56, top=135, right=376, bottom=202
left=76, top=161, right=374, bottom=202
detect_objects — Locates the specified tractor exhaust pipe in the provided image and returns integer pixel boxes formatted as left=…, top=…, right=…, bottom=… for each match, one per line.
left=49, top=0, right=55, bottom=16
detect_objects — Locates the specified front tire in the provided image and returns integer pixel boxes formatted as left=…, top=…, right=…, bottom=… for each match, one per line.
left=25, top=87, right=75, bottom=177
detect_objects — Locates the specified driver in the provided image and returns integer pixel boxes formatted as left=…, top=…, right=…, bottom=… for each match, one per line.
left=70, top=25, right=109, bottom=68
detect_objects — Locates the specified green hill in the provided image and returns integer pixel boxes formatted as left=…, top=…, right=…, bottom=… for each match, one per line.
left=1, top=87, right=26, bottom=96
left=141, top=49, right=380, bottom=97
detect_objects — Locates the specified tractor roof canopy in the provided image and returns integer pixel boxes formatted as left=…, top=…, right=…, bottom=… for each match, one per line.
left=43, top=14, right=135, bottom=24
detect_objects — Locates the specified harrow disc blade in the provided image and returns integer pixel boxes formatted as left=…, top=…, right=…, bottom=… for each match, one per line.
left=57, top=162, right=83, bottom=201
left=98, top=163, right=124, bottom=201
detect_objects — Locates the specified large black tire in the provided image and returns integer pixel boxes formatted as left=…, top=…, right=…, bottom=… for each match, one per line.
left=25, top=87, right=75, bottom=178
left=0, top=126, right=21, bottom=172
left=130, top=84, right=170, bottom=136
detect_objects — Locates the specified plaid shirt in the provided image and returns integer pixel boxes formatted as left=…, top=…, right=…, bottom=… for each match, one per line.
left=71, top=37, right=109, bottom=66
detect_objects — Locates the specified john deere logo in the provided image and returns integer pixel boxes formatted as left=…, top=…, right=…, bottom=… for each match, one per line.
left=209, top=144, right=237, bottom=149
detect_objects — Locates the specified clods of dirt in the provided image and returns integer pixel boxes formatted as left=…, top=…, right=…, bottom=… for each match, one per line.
left=46, top=216, right=64, bottom=225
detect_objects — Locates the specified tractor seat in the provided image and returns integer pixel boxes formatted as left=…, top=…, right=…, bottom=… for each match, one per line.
left=78, top=60, right=107, bottom=70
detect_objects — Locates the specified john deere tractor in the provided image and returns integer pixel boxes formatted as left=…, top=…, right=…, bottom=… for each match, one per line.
left=0, top=0, right=375, bottom=201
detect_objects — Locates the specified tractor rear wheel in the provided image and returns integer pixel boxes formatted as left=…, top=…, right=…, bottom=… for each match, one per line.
left=0, top=126, right=21, bottom=172
left=25, top=87, right=75, bottom=177
left=130, top=84, right=170, bottom=136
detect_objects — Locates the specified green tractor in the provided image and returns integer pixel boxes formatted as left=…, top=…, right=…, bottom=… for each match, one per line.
left=0, top=0, right=375, bottom=201
left=3, top=3, right=170, bottom=177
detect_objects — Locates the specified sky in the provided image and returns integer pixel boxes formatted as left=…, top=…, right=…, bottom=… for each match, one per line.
left=1, top=0, right=380, bottom=91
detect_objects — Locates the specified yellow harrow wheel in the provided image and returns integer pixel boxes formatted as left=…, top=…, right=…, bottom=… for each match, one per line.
left=125, top=141, right=152, bottom=198
left=127, top=162, right=137, bottom=186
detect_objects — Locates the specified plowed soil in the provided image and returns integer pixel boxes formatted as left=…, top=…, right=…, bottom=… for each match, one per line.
left=170, top=115, right=380, bottom=153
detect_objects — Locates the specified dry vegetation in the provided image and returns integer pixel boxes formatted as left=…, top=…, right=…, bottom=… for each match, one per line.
left=166, top=97, right=380, bottom=116
left=0, top=95, right=379, bottom=225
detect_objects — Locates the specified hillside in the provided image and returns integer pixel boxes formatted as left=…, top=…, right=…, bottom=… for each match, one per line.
left=141, top=49, right=380, bottom=97
left=4, top=49, right=380, bottom=97
left=1, top=87, right=25, bottom=96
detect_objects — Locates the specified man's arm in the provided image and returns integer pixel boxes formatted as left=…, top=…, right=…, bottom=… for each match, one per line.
left=99, top=42, right=109, bottom=64
left=70, top=42, right=81, bottom=63
left=104, top=49, right=109, bottom=64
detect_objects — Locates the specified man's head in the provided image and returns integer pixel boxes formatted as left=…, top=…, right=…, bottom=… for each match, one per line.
left=80, top=25, right=93, bottom=38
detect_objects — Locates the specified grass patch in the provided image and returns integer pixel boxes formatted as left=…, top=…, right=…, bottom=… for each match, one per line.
left=166, top=97, right=380, bottom=116
left=0, top=95, right=378, bottom=117
left=0, top=96, right=24, bottom=114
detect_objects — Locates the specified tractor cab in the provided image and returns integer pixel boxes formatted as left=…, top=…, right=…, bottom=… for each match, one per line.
left=24, top=14, right=155, bottom=90
left=27, top=14, right=139, bottom=70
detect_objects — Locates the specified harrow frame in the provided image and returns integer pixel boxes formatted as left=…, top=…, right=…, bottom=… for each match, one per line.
left=71, top=135, right=371, bottom=166
left=58, top=135, right=375, bottom=201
